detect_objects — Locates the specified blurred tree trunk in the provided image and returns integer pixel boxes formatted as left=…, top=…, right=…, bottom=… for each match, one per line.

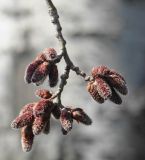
left=0, top=1, right=35, bottom=160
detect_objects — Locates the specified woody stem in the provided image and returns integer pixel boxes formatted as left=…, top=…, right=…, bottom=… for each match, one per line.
left=46, top=0, right=91, bottom=104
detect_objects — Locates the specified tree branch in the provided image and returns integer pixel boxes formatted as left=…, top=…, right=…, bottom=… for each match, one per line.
left=46, top=0, right=91, bottom=104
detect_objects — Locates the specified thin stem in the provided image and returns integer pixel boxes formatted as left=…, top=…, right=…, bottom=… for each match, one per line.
left=46, top=0, right=91, bottom=104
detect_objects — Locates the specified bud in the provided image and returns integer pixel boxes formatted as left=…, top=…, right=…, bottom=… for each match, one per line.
left=11, top=112, right=34, bottom=129
left=24, top=59, right=44, bottom=83
left=60, top=108, right=73, bottom=135
left=31, top=62, right=49, bottom=83
left=21, top=125, right=34, bottom=152
left=87, top=81, right=105, bottom=103
left=42, top=48, right=57, bottom=61
left=72, top=108, right=92, bottom=125
left=35, top=89, right=52, bottom=99
left=48, top=64, right=58, bottom=87
left=33, top=99, right=53, bottom=117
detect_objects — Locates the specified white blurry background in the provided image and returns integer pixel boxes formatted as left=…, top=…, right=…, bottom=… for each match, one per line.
left=0, top=0, right=145, bottom=160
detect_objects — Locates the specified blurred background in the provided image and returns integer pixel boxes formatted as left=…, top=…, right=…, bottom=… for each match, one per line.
left=0, top=0, right=145, bottom=160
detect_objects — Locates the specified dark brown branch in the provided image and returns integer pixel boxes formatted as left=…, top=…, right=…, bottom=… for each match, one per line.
left=46, top=0, right=91, bottom=104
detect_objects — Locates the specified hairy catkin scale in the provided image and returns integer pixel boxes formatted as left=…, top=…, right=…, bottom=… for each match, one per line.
left=48, top=64, right=58, bottom=87
left=87, top=81, right=104, bottom=103
left=21, top=125, right=34, bottom=152
left=72, top=108, right=92, bottom=125
left=33, top=99, right=53, bottom=117
left=19, top=103, right=35, bottom=116
left=91, top=66, right=110, bottom=78
left=32, top=100, right=53, bottom=135
left=36, top=53, right=47, bottom=61
left=42, top=48, right=57, bottom=61
left=33, top=104, right=52, bottom=135
left=32, top=116, right=46, bottom=135
left=106, top=74, right=128, bottom=95
left=95, top=77, right=112, bottom=100
left=60, top=108, right=73, bottom=135
left=11, top=112, right=34, bottom=129
left=35, top=89, right=52, bottom=99
left=109, top=87, right=122, bottom=104
left=25, top=59, right=44, bottom=83
left=31, top=62, right=49, bottom=83
left=109, top=69, right=126, bottom=82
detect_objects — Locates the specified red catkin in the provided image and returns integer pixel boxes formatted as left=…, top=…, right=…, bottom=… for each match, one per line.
left=87, top=81, right=105, bottom=103
left=60, top=108, right=73, bottom=134
left=31, top=62, right=49, bottom=83
left=72, top=108, right=92, bottom=125
left=21, top=125, right=34, bottom=152
left=25, top=59, right=44, bottom=83
left=48, top=64, right=58, bottom=87
left=11, top=112, right=34, bottom=129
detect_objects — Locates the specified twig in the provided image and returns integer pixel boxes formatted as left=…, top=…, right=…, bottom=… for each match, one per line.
left=46, top=0, right=91, bottom=104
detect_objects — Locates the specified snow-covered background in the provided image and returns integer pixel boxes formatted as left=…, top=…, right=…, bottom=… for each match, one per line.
left=0, top=0, right=145, bottom=160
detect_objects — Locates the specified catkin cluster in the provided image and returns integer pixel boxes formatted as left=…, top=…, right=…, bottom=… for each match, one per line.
left=25, top=48, right=58, bottom=87
left=11, top=88, right=92, bottom=152
left=11, top=48, right=128, bottom=152
left=11, top=0, right=129, bottom=153
left=87, top=66, right=128, bottom=104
